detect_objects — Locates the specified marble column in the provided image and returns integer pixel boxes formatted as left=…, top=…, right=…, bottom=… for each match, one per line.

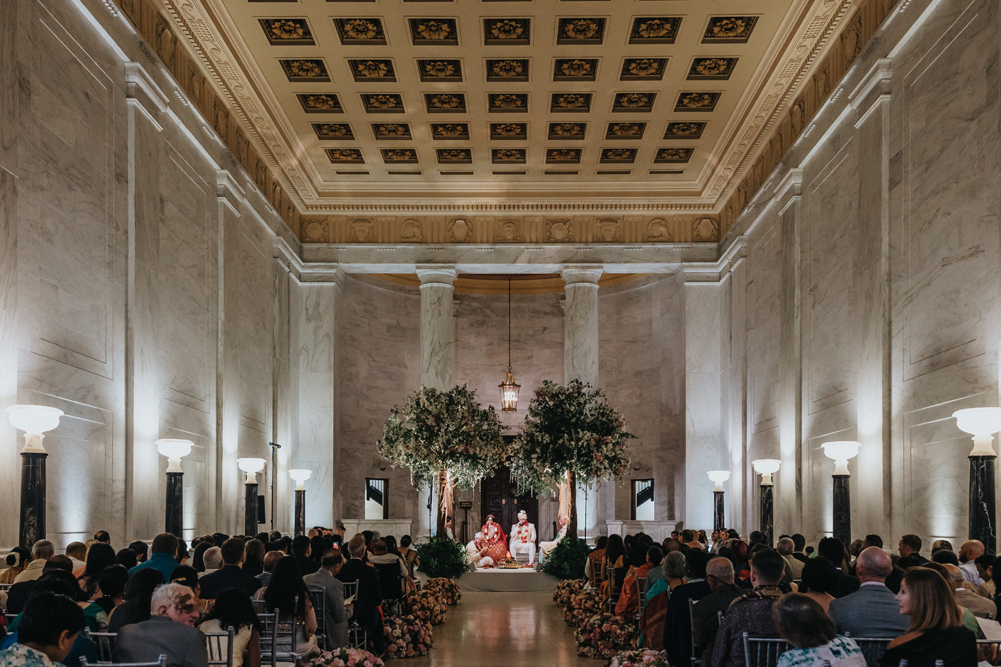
left=969, top=456, right=997, bottom=554
left=832, top=475, right=851, bottom=547
left=713, top=491, right=725, bottom=534
left=563, top=265, right=603, bottom=538
left=165, top=471, right=183, bottom=538
left=244, top=482, right=259, bottom=537
left=294, top=489, right=306, bottom=537
left=417, top=266, right=457, bottom=391
left=19, top=453, right=46, bottom=548
left=759, top=483, right=774, bottom=547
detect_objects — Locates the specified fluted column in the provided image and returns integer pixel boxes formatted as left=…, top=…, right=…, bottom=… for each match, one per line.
left=417, top=266, right=457, bottom=391
left=563, top=265, right=603, bottom=538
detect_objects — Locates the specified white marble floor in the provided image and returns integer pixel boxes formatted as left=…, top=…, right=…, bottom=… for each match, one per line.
left=403, top=591, right=600, bottom=667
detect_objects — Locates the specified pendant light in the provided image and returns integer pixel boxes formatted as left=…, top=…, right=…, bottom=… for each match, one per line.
left=499, top=278, right=520, bottom=412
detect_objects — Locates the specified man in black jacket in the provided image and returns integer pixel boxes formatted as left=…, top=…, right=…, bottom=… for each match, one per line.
left=817, top=537, right=860, bottom=598
left=292, top=535, right=321, bottom=576
left=336, top=535, right=384, bottom=652
left=198, top=538, right=261, bottom=599
left=693, top=557, right=743, bottom=667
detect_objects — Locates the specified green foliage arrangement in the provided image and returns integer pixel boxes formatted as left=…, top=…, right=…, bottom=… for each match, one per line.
left=415, top=537, right=469, bottom=580
left=542, top=537, right=591, bottom=580
left=510, top=379, right=634, bottom=536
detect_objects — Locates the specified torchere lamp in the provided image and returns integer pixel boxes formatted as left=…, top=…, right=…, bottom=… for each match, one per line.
left=6, top=405, right=64, bottom=548
left=238, top=458, right=266, bottom=537
left=953, top=408, right=1001, bottom=553
left=822, top=441, right=860, bottom=547
left=708, top=470, right=731, bottom=533
left=752, top=459, right=781, bottom=546
left=289, top=469, right=311, bottom=537
left=156, top=439, right=192, bottom=538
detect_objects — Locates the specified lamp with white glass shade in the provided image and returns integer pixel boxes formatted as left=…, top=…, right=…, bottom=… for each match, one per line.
left=707, top=470, right=730, bottom=532
left=156, top=439, right=192, bottom=538
left=953, top=408, right=1001, bottom=553
left=6, top=405, right=64, bottom=548
left=238, top=458, right=266, bottom=536
left=822, top=441, right=860, bottom=547
left=752, top=459, right=781, bottom=546
left=289, top=469, right=311, bottom=537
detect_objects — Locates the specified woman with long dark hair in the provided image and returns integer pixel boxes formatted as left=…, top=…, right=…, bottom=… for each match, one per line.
left=199, top=588, right=262, bottom=667
left=254, top=556, right=318, bottom=656
left=77, top=543, right=118, bottom=599
left=192, top=542, right=211, bottom=573
left=243, top=540, right=266, bottom=577
left=107, top=568, right=165, bottom=632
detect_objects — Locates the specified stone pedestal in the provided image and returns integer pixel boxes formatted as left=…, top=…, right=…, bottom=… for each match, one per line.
left=19, top=452, right=47, bottom=548
left=244, top=483, right=259, bottom=537
left=165, top=472, right=183, bottom=537
left=832, top=475, right=851, bottom=547
left=295, top=489, right=306, bottom=537
left=713, top=490, right=725, bottom=533
left=969, top=455, right=997, bottom=554
left=759, top=484, right=774, bottom=547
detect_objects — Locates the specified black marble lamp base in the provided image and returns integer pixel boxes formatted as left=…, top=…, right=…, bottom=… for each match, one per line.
left=19, top=452, right=47, bottom=548
left=245, top=483, right=259, bottom=537
left=969, top=455, right=997, bottom=554
left=832, top=475, right=851, bottom=547
left=713, top=491, right=725, bottom=533
left=165, top=472, right=183, bottom=537
left=760, top=484, right=774, bottom=547
left=295, top=489, right=305, bottom=537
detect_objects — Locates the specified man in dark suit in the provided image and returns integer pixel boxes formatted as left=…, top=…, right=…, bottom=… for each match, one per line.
left=114, top=582, right=209, bottom=667
left=897, top=533, right=930, bottom=569
left=817, top=537, right=860, bottom=598
left=336, top=534, right=384, bottom=653
left=693, top=557, right=743, bottom=667
left=292, top=535, right=321, bottom=576
left=198, top=537, right=262, bottom=599
left=829, top=547, right=908, bottom=637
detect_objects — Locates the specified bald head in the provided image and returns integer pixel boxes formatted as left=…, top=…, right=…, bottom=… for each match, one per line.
left=856, top=546, right=892, bottom=583
left=960, top=540, right=985, bottom=563
left=943, top=563, right=964, bottom=584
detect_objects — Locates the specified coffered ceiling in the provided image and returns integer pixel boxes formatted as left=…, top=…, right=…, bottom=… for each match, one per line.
left=168, top=0, right=858, bottom=214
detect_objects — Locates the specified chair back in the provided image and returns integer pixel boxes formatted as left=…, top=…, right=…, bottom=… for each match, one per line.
left=977, top=639, right=1001, bottom=666
left=342, top=581, right=358, bottom=600
left=261, top=596, right=300, bottom=666
left=252, top=599, right=269, bottom=615
left=741, top=632, right=791, bottom=667
left=204, top=627, right=235, bottom=667
left=637, top=577, right=648, bottom=616
left=4, top=613, right=15, bottom=627
left=308, top=589, right=327, bottom=650
left=374, top=563, right=403, bottom=601
left=84, top=629, right=117, bottom=663
left=81, top=655, right=166, bottom=667
left=256, top=612, right=278, bottom=667
left=341, top=582, right=366, bottom=650
left=849, top=637, right=891, bottom=666
left=688, top=598, right=699, bottom=666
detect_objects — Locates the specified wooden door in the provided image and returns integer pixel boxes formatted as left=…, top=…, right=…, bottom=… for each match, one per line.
left=480, top=464, right=539, bottom=537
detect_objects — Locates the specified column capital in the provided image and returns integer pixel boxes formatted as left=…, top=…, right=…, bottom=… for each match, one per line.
left=416, top=265, right=457, bottom=287
left=561, top=264, right=603, bottom=287
left=849, top=58, right=892, bottom=126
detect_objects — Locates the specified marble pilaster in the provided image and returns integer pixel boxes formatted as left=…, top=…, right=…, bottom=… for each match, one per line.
left=417, top=266, right=457, bottom=391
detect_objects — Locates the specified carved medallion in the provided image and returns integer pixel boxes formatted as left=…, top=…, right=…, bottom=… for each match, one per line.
left=488, top=94, right=528, bottom=113
left=259, top=19, right=314, bottom=46
left=597, top=218, right=619, bottom=242
left=361, top=94, right=405, bottom=113
left=554, top=58, right=598, bottom=82
left=491, top=149, right=526, bottom=164
left=372, top=123, right=411, bottom=140
left=490, top=123, right=528, bottom=140
left=548, top=122, right=586, bottom=140
left=313, top=123, right=354, bottom=140
left=418, top=59, right=463, bottom=82
left=298, top=94, right=342, bottom=114
left=664, top=122, right=706, bottom=139
left=550, top=93, right=591, bottom=113
left=381, top=148, right=418, bottom=164
left=349, top=59, right=396, bottom=82
left=483, top=18, right=530, bottom=46
left=702, top=17, right=758, bottom=44
left=431, top=123, right=470, bottom=140
left=599, top=148, right=637, bottom=163
left=448, top=219, right=472, bottom=242
left=325, top=148, right=364, bottom=164
left=280, top=59, right=329, bottom=82
left=612, top=93, right=655, bottom=113
left=499, top=221, right=521, bottom=242
left=351, top=219, right=373, bottom=242
left=546, top=219, right=573, bottom=242
left=692, top=218, right=719, bottom=242
left=605, top=123, right=646, bottom=140
left=303, top=220, right=327, bottom=243
left=425, top=93, right=467, bottom=113
left=557, top=18, right=605, bottom=45
left=400, top=219, right=424, bottom=243
left=688, top=57, right=737, bottom=81
left=546, top=148, right=581, bottom=164
left=409, top=18, right=459, bottom=45
left=674, top=92, right=721, bottom=112
left=647, top=218, right=672, bottom=242
left=486, top=59, right=530, bottom=82
left=334, top=18, right=387, bottom=45
left=629, top=17, right=682, bottom=44
left=436, top=149, right=472, bottom=164
left=654, top=147, right=694, bottom=163
left=620, top=58, right=667, bottom=81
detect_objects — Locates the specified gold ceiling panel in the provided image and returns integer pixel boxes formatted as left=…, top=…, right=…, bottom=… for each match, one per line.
left=158, top=0, right=860, bottom=214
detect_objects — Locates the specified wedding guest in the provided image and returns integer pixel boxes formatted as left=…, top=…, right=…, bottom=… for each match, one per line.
left=292, top=536, right=320, bottom=577
left=257, top=551, right=281, bottom=588
left=169, top=566, right=208, bottom=615
left=584, top=537, right=607, bottom=588
left=829, top=547, right=908, bottom=640
left=664, top=549, right=712, bottom=665
left=255, top=557, right=318, bottom=656
left=129, top=541, right=149, bottom=564
left=65, top=544, right=87, bottom=573
left=663, top=551, right=688, bottom=592
left=107, top=569, right=165, bottom=633
left=0, top=550, right=30, bottom=585
left=791, top=534, right=808, bottom=564
left=191, top=543, right=210, bottom=574
left=303, top=549, right=349, bottom=649
left=944, top=564, right=996, bottom=618
left=116, top=549, right=138, bottom=571
left=0, top=592, right=86, bottom=667
left=897, top=534, right=929, bottom=569
left=712, top=549, right=786, bottom=667
left=958, top=540, right=986, bottom=585
left=94, top=532, right=111, bottom=547
left=309, top=537, right=327, bottom=566
left=128, top=534, right=179, bottom=582
left=616, top=546, right=655, bottom=617
left=242, top=540, right=265, bottom=578
left=94, top=565, right=129, bottom=615
left=693, top=557, right=742, bottom=667
left=817, top=538, right=859, bottom=598
left=5, top=557, right=74, bottom=616
left=14, top=542, right=53, bottom=584
left=643, top=545, right=666, bottom=590
left=398, top=536, right=420, bottom=578
left=77, top=544, right=117, bottom=600
left=200, top=538, right=261, bottom=600
left=198, top=589, right=261, bottom=667
left=176, top=540, right=190, bottom=567
left=114, top=583, right=208, bottom=667
left=773, top=594, right=865, bottom=667
left=200, top=548, right=223, bottom=578
left=369, top=540, right=412, bottom=591
left=977, top=554, right=995, bottom=598
left=777, top=538, right=804, bottom=580
left=800, top=558, right=838, bottom=613
left=879, top=568, right=977, bottom=666
left=336, top=536, right=384, bottom=654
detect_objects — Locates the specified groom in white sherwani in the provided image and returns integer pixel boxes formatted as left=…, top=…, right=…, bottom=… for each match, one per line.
left=509, top=510, right=537, bottom=566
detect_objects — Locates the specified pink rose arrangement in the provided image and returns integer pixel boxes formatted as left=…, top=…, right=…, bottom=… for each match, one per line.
left=554, top=579, right=584, bottom=608
left=382, top=614, right=433, bottom=659
left=565, top=588, right=603, bottom=628
left=302, top=648, right=385, bottom=667
left=423, top=577, right=462, bottom=605
left=574, top=613, right=638, bottom=659
left=406, top=589, right=448, bottom=625
left=607, top=649, right=671, bottom=667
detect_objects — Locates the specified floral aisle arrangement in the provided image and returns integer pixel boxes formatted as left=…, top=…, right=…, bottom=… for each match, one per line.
left=574, top=613, right=638, bottom=659
left=554, top=578, right=585, bottom=608
left=382, top=614, right=433, bottom=659
left=302, top=648, right=385, bottom=667
left=606, top=649, right=672, bottom=667
left=407, top=589, right=447, bottom=625
left=565, top=588, right=604, bottom=628
left=424, top=577, right=462, bottom=605
left=509, top=380, right=634, bottom=537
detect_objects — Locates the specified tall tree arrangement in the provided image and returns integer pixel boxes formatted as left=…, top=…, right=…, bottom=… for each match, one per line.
left=379, top=385, right=507, bottom=538
left=510, top=380, right=634, bottom=538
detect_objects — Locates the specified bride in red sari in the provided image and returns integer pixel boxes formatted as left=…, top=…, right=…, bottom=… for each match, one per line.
left=481, top=515, right=508, bottom=564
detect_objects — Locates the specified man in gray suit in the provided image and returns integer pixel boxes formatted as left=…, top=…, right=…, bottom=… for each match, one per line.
left=114, top=583, right=209, bottom=667
left=304, top=548, right=350, bottom=650
left=828, top=547, right=908, bottom=638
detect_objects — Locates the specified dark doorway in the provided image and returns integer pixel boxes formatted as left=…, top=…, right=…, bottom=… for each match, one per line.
left=480, top=440, right=539, bottom=536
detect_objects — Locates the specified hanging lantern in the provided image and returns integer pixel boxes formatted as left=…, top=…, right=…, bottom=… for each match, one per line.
left=499, top=278, right=520, bottom=412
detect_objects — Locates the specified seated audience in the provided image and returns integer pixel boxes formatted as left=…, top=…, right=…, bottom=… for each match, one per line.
left=257, top=551, right=281, bottom=588
left=198, top=588, right=261, bottom=667
left=200, top=547, right=223, bottom=578
left=777, top=537, right=804, bottom=580
left=773, top=593, right=865, bottom=667
left=897, top=534, right=929, bottom=570
left=829, top=547, right=909, bottom=639
left=664, top=549, right=712, bottom=665
left=64, top=544, right=86, bottom=573
left=6, top=557, right=74, bottom=616
left=879, top=568, right=977, bottom=667
left=14, top=542, right=53, bottom=584
left=958, top=539, right=985, bottom=585
left=977, top=553, right=995, bottom=598
left=0, top=592, right=86, bottom=667
left=243, top=540, right=265, bottom=578
left=616, top=545, right=655, bottom=617
left=584, top=536, right=607, bottom=587
left=93, top=565, right=129, bottom=615
left=255, top=556, right=318, bottom=657
left=303, top=549, right=349, bottom=650
left=114, top=583, right=208, bottom=667
left=791, top=534, right=808, bottom=563
left=642, top=545, right=665, bottom=590
left=169, top=566, right=208, bottom=615
left=128, top=541, right=149, bottom=564
left=368, top=540, right=412, bottom=591
left=944, top=563, right=996, bottom=619
left=292, top=536, right=320, bottom=577
left=77, top=544, right=117, bottom=600
left=1, top=550, right=31, bottom=585
left=800, top=557, right=838, bottom=613
left=107, top=568, right=166, bottom=633
left=816, top=538, right=860, bottom=598
left=693, top=557, right=742, bottom=667
left=116, top=549, right=138, bottom=571
left=191, top=543, right=210, bottom=574
left=199, top=538, right=261, bottom=599
left=712, top=548, right=787, bottom=667
left=336, top=535, right=385, bottom=653
left=129, top=534, right=179, bottom=582
left=398, top=535, right=420, bottom=578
